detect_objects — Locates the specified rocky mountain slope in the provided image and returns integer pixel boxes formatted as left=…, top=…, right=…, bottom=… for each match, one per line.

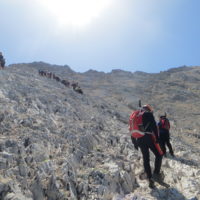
left=0, top=63, right=199, bottom=200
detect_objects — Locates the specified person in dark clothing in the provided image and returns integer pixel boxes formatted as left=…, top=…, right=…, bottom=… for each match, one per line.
left=158, top=115, right=174, bottom=157
left=131, top=104, right=163, bottom=188
left=0, top=52, right=5, bottom=69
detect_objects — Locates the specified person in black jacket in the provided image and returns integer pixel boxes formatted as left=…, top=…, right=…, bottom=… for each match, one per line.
left=158, top=115, right=174, bottom=157
left=131, top=105, right=163, bottom=188
left=0, top=52, right=5, bottom=69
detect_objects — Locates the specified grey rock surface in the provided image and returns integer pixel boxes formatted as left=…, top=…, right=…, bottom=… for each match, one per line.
left=0, top=63, right=199, bottom=199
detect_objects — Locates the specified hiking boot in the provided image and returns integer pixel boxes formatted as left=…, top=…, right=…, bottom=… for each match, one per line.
left=148, top=178, right=155, bottom=189
left=170, top=152, right=175, bottom=157
left=152, top=173, right=164, bottom=182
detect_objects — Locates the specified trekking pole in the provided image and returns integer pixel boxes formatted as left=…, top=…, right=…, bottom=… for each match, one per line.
left=139, top=99, right=142, bottom=108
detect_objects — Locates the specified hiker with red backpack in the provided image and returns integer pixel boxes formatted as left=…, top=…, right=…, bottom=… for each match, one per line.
left=158, top=114, right=174, bottom=157
left=129, top=103, right=163, bottom=188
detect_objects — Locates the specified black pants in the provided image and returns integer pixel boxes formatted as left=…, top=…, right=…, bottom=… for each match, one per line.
left=137, top=134, right=162, bottom=179
left=159, top=129, right=174, bottom=156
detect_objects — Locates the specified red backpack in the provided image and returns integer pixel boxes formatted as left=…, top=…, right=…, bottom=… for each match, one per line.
left=129, top=110, right=146, bottom=138
left=160, top=118, right=170, bottom=130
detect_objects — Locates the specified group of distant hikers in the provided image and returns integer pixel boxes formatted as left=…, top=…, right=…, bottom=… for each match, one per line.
left=0, top=52, right=5, bottom=69
left=38, top=69, right=83, bottom=94
left=0, top=51, right=83, bottom=94
left=129, top=102, right=174, bottom=188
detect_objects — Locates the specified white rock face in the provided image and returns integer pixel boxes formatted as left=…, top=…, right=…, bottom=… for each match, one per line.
left=0, top=63, right=199, bottom=199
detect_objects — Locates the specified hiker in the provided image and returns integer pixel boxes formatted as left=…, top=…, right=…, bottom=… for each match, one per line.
left=71, top=81, right=83, bottom=94
left=61, top=79, right=70, bottom=87
left=47, top=72, right=52, bottom=79
left=38, top=70, right=43, bottom=76
left=0, top=52, right=5, bottom=69
left=74, top=86, right=83, bottom=94
left=71, top=81, right=78, bottom=90
left=129, top=104, right=163, bottom=188
left=54, top=76, right=60, bottom=82
left=158, top=114, right=174, bottom=157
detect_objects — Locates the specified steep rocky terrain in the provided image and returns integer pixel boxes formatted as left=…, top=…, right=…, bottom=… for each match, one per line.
left=0, top=63, right=199, bottom=200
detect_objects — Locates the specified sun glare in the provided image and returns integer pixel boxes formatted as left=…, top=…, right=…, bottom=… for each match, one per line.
left=38, top=0, right=113, bottom=28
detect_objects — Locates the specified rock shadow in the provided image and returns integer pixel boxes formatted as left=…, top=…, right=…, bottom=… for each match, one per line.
left=169, top=155, right=199, bottom=167
left=151, top=187, right=192, bottom=200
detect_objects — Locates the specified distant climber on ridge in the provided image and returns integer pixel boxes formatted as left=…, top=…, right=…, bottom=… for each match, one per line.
left=158, top=114, right=174, bottom=157
left=71, top=81, right=83, bottom=94
left=0, top=52, right=5, bottom=69
left=61, top=79, right=70, bottom=87
left=129, top=103, right=163, bottom=188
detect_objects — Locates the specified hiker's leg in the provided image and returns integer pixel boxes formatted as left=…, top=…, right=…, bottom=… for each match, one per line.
left=149, top=142, right=162, bottom=175
left=166, top=139, right=174, bottom=156
left=140, top=144, right=152, bottom=179
left=163, top=141, right=167, bottom=156
left=159, top=139, right=166, bottom=155
left=159, top=133, right=167, bottom=156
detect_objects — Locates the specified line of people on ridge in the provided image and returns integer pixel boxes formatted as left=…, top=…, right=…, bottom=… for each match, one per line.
left=0, top=52, right=6, bottom=70
left=38, top=70, right=83, bottom=94
left=129, top=102, right=174, bottom=188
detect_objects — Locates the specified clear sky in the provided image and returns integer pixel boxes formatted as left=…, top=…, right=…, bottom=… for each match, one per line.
left=0, top=0, right=199, bottom=73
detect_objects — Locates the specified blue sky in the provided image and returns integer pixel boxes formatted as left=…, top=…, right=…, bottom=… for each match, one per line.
left=0, top=0, right=199, bottom=73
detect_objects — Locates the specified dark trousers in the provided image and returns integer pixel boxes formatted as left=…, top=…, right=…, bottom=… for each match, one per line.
left=159, top=129, right=174, bottom=156
left=137, top=134, right=162, bottom=179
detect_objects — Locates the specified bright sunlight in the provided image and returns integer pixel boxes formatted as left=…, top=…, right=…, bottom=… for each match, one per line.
left=38, top=0, right=113, bottom=28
